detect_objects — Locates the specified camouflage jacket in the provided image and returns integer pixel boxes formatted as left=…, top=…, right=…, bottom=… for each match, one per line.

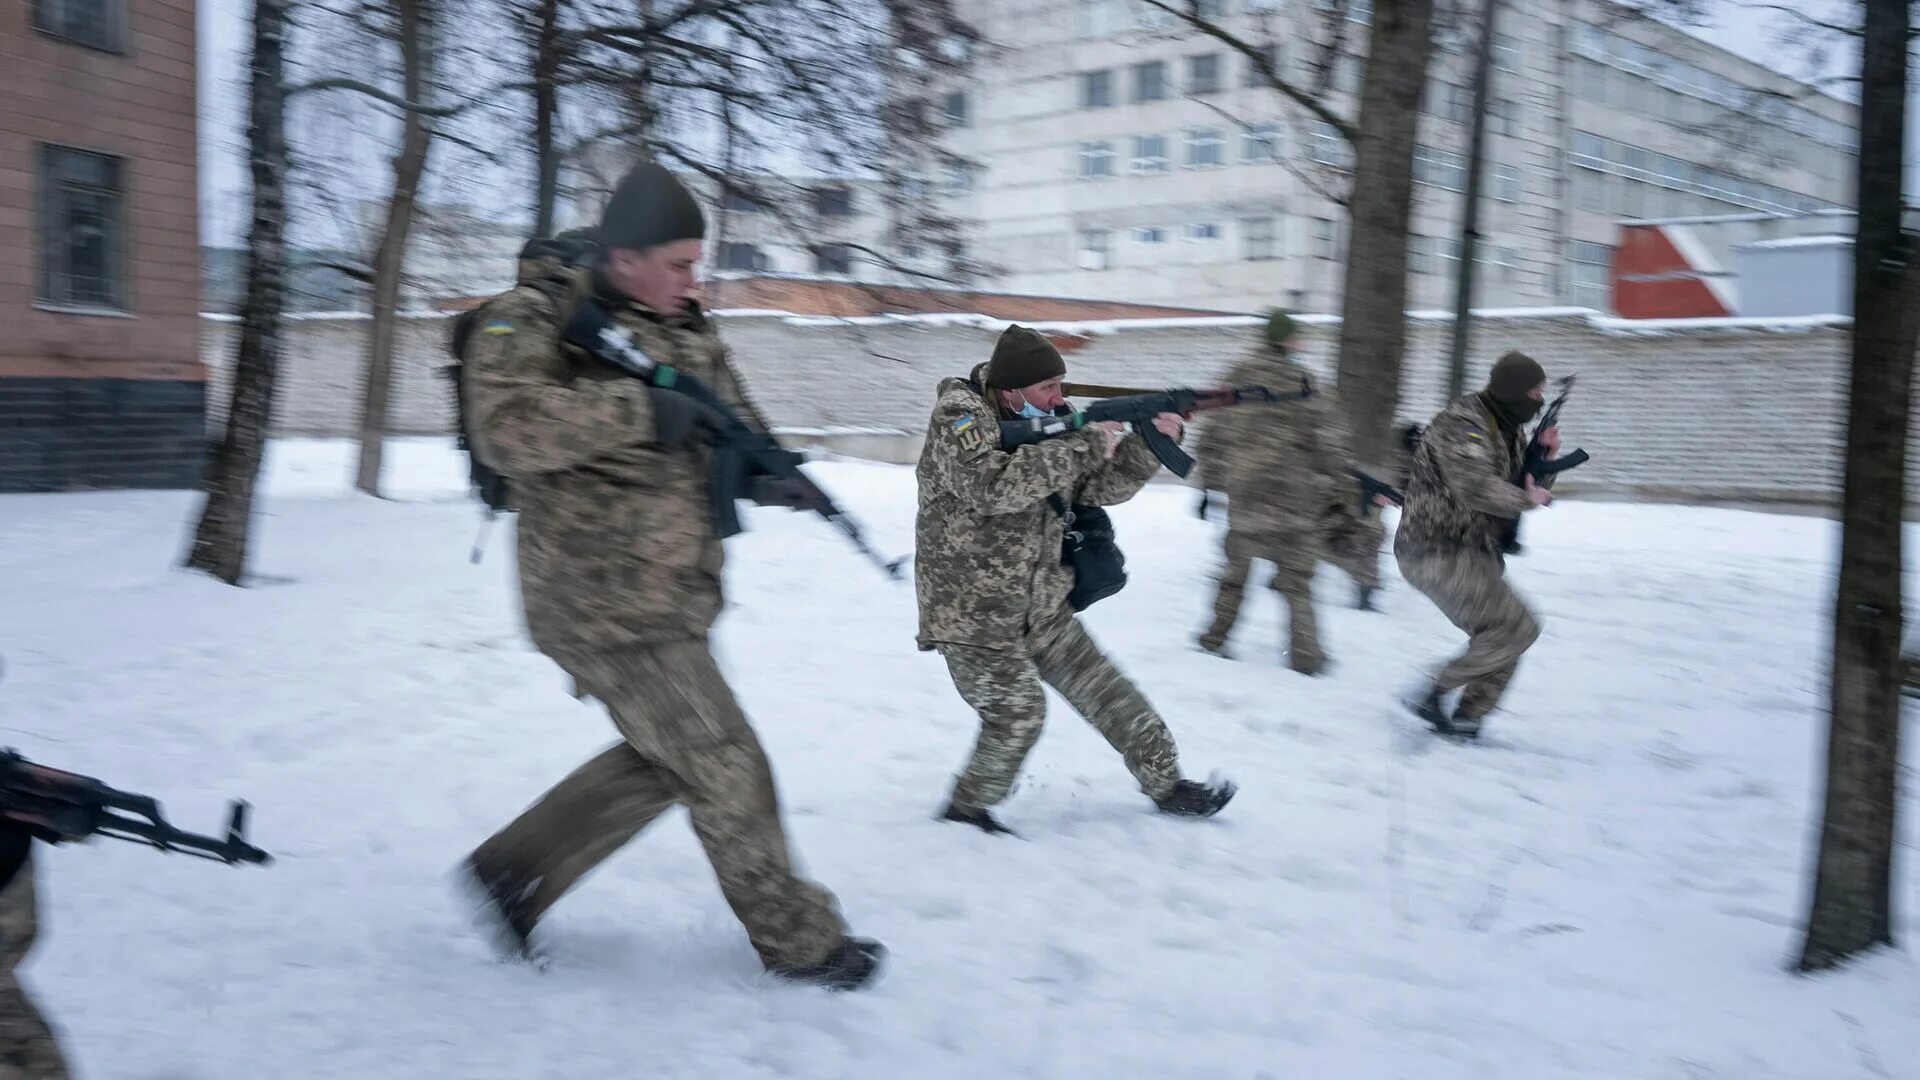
left=914, top=367, right=1165, bottom=651
left=1193, top=347, right=1353, bottom=538
left=1395, top=393, right=1539, bottom=555
left=462, top=267, right=773, bottom=654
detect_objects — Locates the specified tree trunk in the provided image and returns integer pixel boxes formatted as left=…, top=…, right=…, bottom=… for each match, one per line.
left=353, top=0, right=439, bottom=496
left=1797, top=0, right=1915, bottom=973
left=183, top=0, right=290, bottom=586
left=1335, top=0, right=1436, bottom=469
left=532, top=0, right=561, bottom=237
left=1445, top=0, right=1498, bottom=400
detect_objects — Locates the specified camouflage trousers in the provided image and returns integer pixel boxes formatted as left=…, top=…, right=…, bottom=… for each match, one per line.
left=941, top=619, right=1182, bottom=810
left=0, top=838, right=71, bottom=1080
left=1201, top=528, right=1326, bottom=671
left=470, top=639, right=848, bottom=969
left=1396, top=546, right=1541, bottom=721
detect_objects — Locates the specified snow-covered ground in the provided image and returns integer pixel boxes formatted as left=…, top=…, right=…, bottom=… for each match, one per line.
left=2, top=438, right=1915, bottom=1080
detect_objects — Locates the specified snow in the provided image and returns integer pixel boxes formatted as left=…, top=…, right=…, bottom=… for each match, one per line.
left=1737, top=235, right=1857, bottom=250
left=3, top=437, right=1917, bottom=1080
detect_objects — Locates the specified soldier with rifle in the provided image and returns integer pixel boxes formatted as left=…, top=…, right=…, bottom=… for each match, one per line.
left=1396, top=351, right=1586, bottom=739
left=913, top=324, right=1296, bottom=835
left=453, top=159, right=887, bottom=990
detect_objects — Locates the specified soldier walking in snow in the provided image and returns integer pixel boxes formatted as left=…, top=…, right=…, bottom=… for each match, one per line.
left=454, top=159, right=883, bottom=990
left=913, top=324, right=1238, bottom=835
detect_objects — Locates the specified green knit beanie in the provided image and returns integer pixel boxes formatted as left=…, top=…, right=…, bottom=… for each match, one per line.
left=598, top=160, right=707, bottom=253
left=987, top=325, right=1067, bottom=390
left=1264, top=309, right=1299, bottom=351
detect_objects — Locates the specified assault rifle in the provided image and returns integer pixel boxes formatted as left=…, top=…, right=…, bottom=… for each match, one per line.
left=563, top=301, right=907, bottom=579
left=0, top=749, right=272, bottom=866
left=1500, top=375, right=1591, bottom=555
left=998, top=378, right=1315, bottom=480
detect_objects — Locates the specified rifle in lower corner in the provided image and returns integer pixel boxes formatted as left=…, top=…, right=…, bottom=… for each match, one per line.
left=0, top=749, right=272, bottom=866
left=999, top=378, right=1315, bottom=480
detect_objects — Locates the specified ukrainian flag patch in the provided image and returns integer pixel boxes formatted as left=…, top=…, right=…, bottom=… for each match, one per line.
left=953, top=415, right=976, bottom=433
left=483, top=320, right=516, bottom=336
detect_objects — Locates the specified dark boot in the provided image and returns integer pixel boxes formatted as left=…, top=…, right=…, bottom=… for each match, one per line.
left=770, top=937, right=888, bottom=991
left=941, top=801, right=1019, bottom=837
left=456, top=854, right=541, bottom=963
left=1195, top=633, right=1232, bottom=659
left=1154, top=777, right=1237, bottom=818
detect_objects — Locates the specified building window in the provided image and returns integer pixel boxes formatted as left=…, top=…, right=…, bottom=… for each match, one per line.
left=1445, top=82, right=1474, bottom=124
left=813, top=244, right=854, bottom=275
left=1081, top=69, right=1116, bottom=109
left=1242, top=123, right=1282, bottom=164
left=1492, top=33, right=1520, bottom=72
left=1246, top=0, right=1282, bottom=9
left=1414, top=144, right=1464, bottom=190
left=1185, top=128, right=1225, bottom=168
left=1188, top=54, right=1223, bottom=95
left=1135, top=0, right=1175, bottom=28
left=1242, top=216, right=1277, bottom=260
left=942, top=163, right=977, bottom=194
left=1194, top=0, right=1228, bottom=15
left=1132, top=134, right=1171, bottom=174
left=1492, top=97, right=1520, bottom=137
left=1132, top=61, right=1170, bottom=103
left=1078, top=229, right=1112, bottom=270
left=1077, top=0, right=1118, bottom=36
left=1317, top=0, right=1371, bottom=22
left=943, top=91, right=971, bottom=129
left=1408, top=235, right=1435, bottom=275
left=1310, top=121, right=1346, bottom=167
left=1132, top=226, right=1167, bottom=244
left=1488, top=244, right=1519, bottom=283
left=1337, top=54, right=1364, bottom=95
left=1186, top=222, right=1222, bottom=241
left=1569, top=240, right=1612, bottom=309
left=1246, top=43, right=1282, bottom=88
left=38, top=145, right=124, bottom=309
left=813, top=185, right=854, bottom=218
left=723, top=186, right=765, bottom=213
left=719, top=242, right=767, bottom=272
left=1313, top=217, right=1337, bottom=259
left=1493, top=162, right=1520, bottom=202
left=1439, top=237, right=1463, bottom=271
left=1079, top=141, right=1115, bottom=179
left=32, top=0, right=120, bottom=51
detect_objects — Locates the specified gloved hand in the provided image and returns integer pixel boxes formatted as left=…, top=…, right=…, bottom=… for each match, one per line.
left=649, top=387, right=725, bottom=447
left=750, top=474, right=820, bottom=510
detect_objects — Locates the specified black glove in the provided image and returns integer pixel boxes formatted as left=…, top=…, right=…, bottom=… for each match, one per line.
left=749, top=474, right=820, bottom=510
left=649, top=387, right=725, bottom=447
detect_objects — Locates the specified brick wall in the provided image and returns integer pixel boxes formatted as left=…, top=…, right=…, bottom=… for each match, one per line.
left=200, top=309, right=1897, bottom=506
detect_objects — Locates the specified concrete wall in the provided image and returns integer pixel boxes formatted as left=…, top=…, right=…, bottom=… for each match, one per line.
left=202, top=307, right=1898, bottom=506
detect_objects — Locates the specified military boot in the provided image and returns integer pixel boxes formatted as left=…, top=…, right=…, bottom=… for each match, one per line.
left=1155, top=777, right=1237, bottom=818
left=456, top=854, right=542, bottom=964
left=941, top=801, right=1020, bottom=837
left=770, top=937, right=888, bottom=991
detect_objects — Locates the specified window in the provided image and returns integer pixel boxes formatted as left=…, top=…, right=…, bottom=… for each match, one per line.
left=1077, top=0, right=1118, bottom=36
left=1489, top=245, right=1518, bottom=283
left=1133, top=134, right=1171, bottom=174
left=1186, top=222, right=1222, bottom=241
left=1081, top=69, right=1116, bottom=109
left=1446, top=82, right=1474, bottom=124
left=1132, top=226, right=1168, bottom=244
left=1569, top=240, right=1612, bottom=309
left=1188, top=54, right=1222, bottom=95
left=1572, top=130, right=1605, bottom=162
left=1246, top=43, right=1282, bottom=88
left=1311, top=121, right=1345, bottom=167
left=813, top=185, right=854, bottom=218
left=943, top=91, right=971, bottom=128
left=1337, top=54, right=1364, bottom=95
left=942, top=163, right=977, bottom=194
left=1493, top=163, right=1520, bottom=202
left=1408, top=235, right=1433, bottom=274
left=1492, top=34, right=1520, bottom=72
left=38, top=145, right=124, bottom=309
left=812, top=244, right=854, bottom=275
left=1246, top=0, right=1281, bottom=8
left=1439, top=237, right=1462, bottom=271
left=1492, top=97, right=1520, bottom=137
left=1195, top=0, right=1228, bottom=15
left=719, top=242, right=767, bottom=272
left=722, top=186, right=763, bottom=213
left=1414, top=145, right=1464, bottom=190
left=1132, top=61, right=1170, bottom=103
left=1318, top=0, right=1370, bottom=23
left=1135, top=0, right=1175, bottom=28
left=1077, top=229, right=1112, bottom=270
left=1242, top=123, right=1282, bottom=164
left=1079, top=141, right=1115, bottom=179
left=32, top=0, right=120, bottom=51
left=1313, top=217, right=1337, bottom=259
left=1242, top=216, right=1277, bottom=260
left=1185, top=128, right=1225, bottom=168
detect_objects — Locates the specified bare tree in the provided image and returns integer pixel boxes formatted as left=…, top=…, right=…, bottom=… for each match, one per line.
left=184, top=0, right=292, bottom=585
left=1798, top=0, right=1917, bottom=973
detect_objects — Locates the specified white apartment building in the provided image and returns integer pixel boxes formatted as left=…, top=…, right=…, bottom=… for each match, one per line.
left=931, top=0, right=1859, bottom=313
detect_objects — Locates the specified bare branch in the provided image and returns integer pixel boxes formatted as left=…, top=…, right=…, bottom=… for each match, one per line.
left=1746, top=2, right=1860, bottom=38
left=1138, top=0, right=1357, bottom=142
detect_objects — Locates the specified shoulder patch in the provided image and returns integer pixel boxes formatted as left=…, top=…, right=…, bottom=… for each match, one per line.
left=482, top=320, right=516, bottom=336
left=952, top=413, right=991, bottom=454
left=953, top=414, right=976, bottom=433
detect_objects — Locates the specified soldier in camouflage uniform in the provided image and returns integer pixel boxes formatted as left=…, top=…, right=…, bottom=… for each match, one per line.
left=0, top=831, right=69, bottom=1080
left=915, top=325, right=1238, bottom=835
left=456, top=160, right=883, bottom=989
left=1396, top=351, right=1558, bottom=739
left=1192, top=311, right=1373, bottom=674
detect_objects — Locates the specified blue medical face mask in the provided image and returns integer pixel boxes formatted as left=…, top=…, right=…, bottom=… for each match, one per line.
left=1017, top=399, right=1050, bottom=420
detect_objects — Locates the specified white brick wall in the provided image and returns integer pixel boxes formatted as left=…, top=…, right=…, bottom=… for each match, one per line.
left=201, top=309, right=1895, bottom=505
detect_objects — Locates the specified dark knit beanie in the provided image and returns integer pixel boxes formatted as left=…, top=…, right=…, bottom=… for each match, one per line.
left=1264, top=309, right=1298, bottom=351
left=987, top=325, right=1067, bottom=390
left=598, top=161, right=707, bottom=252
left=1488, top=350, right=1545, bottom=404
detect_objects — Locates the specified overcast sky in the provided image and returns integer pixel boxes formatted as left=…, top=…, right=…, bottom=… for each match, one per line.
left=193, top=0, right=1893, bottom=248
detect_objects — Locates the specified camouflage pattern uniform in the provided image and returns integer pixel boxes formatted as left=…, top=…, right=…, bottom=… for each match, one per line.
left=1192, top=345, right=1366, bottom=672
left=460, top=265, right=849, bottom=971
left=1394, top=393, right=1546, bottom=726
left=0, top=834, right=70, bottom=1080
left=915, top=365, right=1183, bottom=810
